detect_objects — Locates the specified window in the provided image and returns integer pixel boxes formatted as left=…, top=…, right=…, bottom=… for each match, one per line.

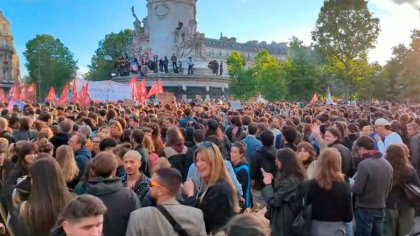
left=1, top=23, right=5, bottom=30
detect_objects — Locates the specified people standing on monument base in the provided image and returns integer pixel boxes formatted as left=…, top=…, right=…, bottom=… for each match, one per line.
left=188, top=57, right=194, bottom=75
left=171, top=53, right=178, bottom=73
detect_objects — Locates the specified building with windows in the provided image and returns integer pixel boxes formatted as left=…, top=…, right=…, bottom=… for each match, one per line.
left=0, top=11, right=20, bottom=89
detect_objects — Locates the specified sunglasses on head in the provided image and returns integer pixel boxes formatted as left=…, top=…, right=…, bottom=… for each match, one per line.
left=149, top=180, right=164, bottom=188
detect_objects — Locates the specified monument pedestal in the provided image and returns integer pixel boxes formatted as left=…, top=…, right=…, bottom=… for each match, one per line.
left=113, top=73, right=229, bottom=100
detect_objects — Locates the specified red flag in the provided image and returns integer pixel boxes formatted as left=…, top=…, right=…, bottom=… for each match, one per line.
left=19, top=84, right=28, bottom=103
left=309, top=93, right=318, bottom=105
left=80, top=83, right=91, bottom=107
left=58, top=84, right=69, bottom=105
left=137, top=79, right=147, bottom=104
left=0, top=89, right=7, bottom=104
left=72, top=80, right=78, bottom=104
left=157, top=80, right=163, bottom=94
left=130, top=76, right=137, bottom=101
left=46, top=87, right=57, bottom=104
left=8, top=84, right=20, bottom=100
left=27, top=83, right=37, bottom=103
left=147, top=82, right=158, bottom=98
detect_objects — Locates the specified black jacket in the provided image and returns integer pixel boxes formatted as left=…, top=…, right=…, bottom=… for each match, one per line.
left=86, top=177, right=140, bottom=236
left=250, top=146, right=277, bottom=191
left=193, top=180, right=235, bottom=234
left=0, top=131, right=15, bottom=144
left=386, top=165, right=420, bottom=210
left=50, top=133, right=71, bottom=154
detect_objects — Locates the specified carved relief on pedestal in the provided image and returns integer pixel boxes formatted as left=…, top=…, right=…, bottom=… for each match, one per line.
left=155, top=2, right=169, bottom=19
left=174, top=20, right=206, bottom=59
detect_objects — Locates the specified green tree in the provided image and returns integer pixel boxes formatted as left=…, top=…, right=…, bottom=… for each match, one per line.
left=254, top=50, right=287, bottom=101
left=381, top=44, right=409, bottom=101
left=285, top=37, right=325, bottom=101
left=312, top=0, right=380, bottom=96
left=24, top=34, right=77, bottom=100
left=88, top=29, right=133, bottom=81
left=398, top=30, right=420, bottom=102
left=226, top=52, right=258, bottom=99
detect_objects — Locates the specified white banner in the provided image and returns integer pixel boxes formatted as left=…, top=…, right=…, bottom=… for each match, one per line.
left=75, top=79, right=132, bottom=102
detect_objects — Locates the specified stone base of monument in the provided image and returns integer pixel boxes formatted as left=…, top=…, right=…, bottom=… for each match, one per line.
left=112, top=71, right=229, bottom=100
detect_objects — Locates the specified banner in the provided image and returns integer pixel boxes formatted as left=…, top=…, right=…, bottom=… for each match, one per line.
left=75, top=79, right=131, bottom=102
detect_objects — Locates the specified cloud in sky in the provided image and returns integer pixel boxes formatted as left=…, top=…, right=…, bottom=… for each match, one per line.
left=368, top=0, right=420, bottom=64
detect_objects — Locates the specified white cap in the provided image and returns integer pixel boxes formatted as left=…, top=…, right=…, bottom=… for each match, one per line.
left=374, top=118, right=390, bottom=126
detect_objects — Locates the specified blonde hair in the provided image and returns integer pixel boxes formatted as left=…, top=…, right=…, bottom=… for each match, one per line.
left=0, top=117, right=8, bottom=130
left=314, top=148, right=344, bottom=190
left=194, top=143, right=240, bottom=212
left=150, top=158, right=171, bottom=176
left=144, top=135, right=156, bottom=153
left=56, top=145, right=79, bottom=183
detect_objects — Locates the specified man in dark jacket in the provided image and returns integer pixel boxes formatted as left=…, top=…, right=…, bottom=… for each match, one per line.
left=68, top=133, right=92, bottom=178
left=86, top=152, right=140, bottom=236
left=50, top=119, right=73, bottom=153
left=130, top=129, right=149, bottom=176
left=250, top=129, right=276, bottom=207
left=352, top=136, right=393, bottom=236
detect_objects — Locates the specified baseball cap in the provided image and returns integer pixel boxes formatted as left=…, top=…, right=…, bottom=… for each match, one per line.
left=374, top=118, right=390, bottom=126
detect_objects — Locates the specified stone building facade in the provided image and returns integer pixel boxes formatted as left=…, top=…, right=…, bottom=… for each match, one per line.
left=0, top=11, right=20, bottom=87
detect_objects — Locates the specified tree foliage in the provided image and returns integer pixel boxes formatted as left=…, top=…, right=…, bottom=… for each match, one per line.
left=312, top=0, right=380, bottom=95
left=284, top=37, right=325, bottom=101
left=226, top=52, right=258, bottom=100
left=88, top=29, right=133, bottom=81
left=254, top=50, right=287, bottom=101
left=24, top=34, right=77, bottom=100
left=397, top=30, right=420, bottom=102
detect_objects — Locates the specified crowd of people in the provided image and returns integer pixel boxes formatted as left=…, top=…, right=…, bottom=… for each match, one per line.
left=0, top=100, right=417, bottom=236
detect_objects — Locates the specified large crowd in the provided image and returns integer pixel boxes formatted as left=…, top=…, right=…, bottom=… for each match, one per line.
left=0, top=100, right=418, bottom=236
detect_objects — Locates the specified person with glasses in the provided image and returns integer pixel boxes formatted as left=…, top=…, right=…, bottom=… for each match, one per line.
left=126, top=168, right=206, bottom=236
left=182, top=142, right=240, bottom=235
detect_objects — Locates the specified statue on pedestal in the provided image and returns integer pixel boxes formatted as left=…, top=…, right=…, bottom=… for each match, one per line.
left=174, top=20, right=206, bottom=59
left=130, top=6, right=150, bottom=59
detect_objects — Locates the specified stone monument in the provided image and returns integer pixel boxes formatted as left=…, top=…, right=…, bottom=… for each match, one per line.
left=0, top=11, right=20, bottom=83
left=146, top=0, right=207, bottom=72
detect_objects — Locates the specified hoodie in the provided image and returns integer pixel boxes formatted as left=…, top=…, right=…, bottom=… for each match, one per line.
left=86, top=177, right=140, bottom=236
left=74, top=148, right=92, bottom=178
left=250, top=146, right=277, bottom=191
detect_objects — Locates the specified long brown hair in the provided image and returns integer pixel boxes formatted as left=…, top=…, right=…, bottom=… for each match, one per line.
left=56, top=145, right=80, bottom=183
left=386, top=144, right=409, bottom=186
left=194, top=142, right=240, bottom=213
left=314, top=148, right=345, bottom=190
left=275, top=148, right=306, bottom=188
left=21, top=158, right=74, bottom=235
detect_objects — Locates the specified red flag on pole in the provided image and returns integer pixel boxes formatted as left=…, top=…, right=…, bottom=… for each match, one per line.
left=72, top=80, right=78, bottom=104
left=0, top=89, right=7, bottom=104
left=27, top=83, right=37, bottom=103
left=8, top=84, right=20, bottom=100
left=46, top=87, right=57, bottom=104
left=137, top=79, right=147, bottom=105
left=58, top=84, right=69, bottom=105
left=157, top=80, right=163, bottom=94
left=19, top=84, right=28, bottom=103
left=309, top=93, right=318, bottom=105
left=79, top=83, right=91, bottom=107
left=147, top=82, right=158, bottom=98
left=130, top=76, right=137, bottom=101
